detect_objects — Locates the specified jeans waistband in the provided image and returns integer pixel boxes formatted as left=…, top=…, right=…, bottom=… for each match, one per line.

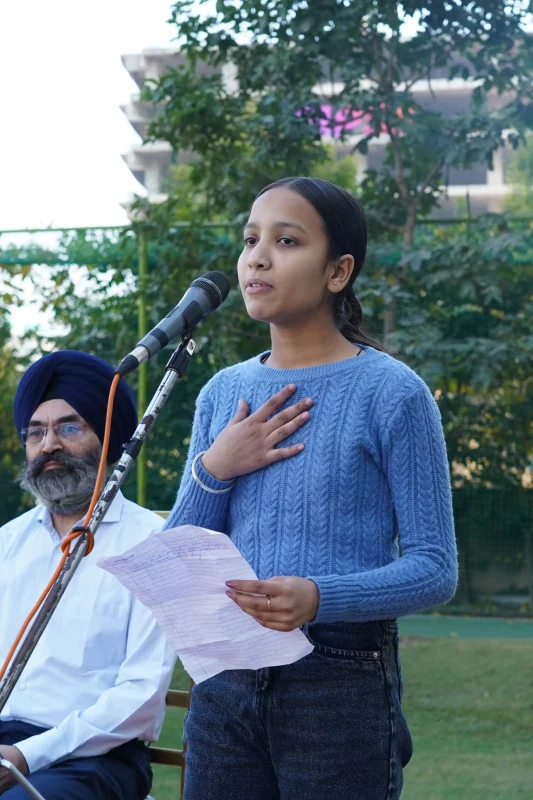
left=302, top=619, right=398, bottom=654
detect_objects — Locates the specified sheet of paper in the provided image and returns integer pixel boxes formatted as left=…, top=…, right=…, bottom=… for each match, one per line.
left=97, top=525, right=314, bottom=683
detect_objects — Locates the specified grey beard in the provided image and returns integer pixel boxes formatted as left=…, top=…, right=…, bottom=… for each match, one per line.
left=19, top=447, right=102, bottom=517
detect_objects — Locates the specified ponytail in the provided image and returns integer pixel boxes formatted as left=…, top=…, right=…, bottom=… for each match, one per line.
left=334, top=288, right=385, bottom=351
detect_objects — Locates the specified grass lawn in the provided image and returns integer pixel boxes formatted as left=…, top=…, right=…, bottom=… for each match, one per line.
left=400, top=637, right=533, bottom=800
left=151, top=635, right=533, bottom=800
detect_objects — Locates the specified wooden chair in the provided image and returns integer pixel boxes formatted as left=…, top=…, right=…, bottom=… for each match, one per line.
left=150, top=686, right=192, bottom=800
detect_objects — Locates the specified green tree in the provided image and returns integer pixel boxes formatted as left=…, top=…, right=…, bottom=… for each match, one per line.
left=2, top=220, right=255, bottom=511
left=0, top=255, right=46, bottom=523
left=505, top=133, right=533, bottom=215
left=0, top=314, right=33, bottom=524
left=143, top=0, right=533, bottom=484
left=147, top=0, right=532, bottom=327
left=3, top=215, right=533, bottom=611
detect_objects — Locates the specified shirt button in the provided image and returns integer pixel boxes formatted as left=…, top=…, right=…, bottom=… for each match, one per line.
left=372, top=652, right=379, bottom=659
left=19, top=683, right=26, bottom=691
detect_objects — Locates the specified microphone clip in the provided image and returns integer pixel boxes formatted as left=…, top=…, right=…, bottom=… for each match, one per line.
left=165, top=337, right=196, bottom=376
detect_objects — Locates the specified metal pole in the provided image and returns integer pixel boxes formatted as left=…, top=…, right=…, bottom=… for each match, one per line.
left=465, top=190, right=472, bottom=229
left=137, top=232, right=148, bottom=507
left=0, top=759, right=47, bottom=800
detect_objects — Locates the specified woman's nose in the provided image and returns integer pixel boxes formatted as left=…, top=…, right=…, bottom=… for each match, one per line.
left=247, top=248, right=271, bottom=270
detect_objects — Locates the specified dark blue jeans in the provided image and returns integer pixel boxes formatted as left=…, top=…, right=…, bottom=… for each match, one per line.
left=184, top=620, right=413, bottom=799
left=0, top=721, right=152, bottom=800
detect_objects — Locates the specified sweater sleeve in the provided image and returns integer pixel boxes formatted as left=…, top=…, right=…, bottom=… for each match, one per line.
left=164, top=380, right=234, bottom=534
left=310, top=383, right=458, bottom=623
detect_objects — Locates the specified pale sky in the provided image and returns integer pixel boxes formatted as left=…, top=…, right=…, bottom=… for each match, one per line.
left=0, top=0, right=179, bottom=231
left=0, top=1, right=529, bottom=235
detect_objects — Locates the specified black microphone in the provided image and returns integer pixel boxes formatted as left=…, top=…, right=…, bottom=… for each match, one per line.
left=116, top=270, right=230, bottom=376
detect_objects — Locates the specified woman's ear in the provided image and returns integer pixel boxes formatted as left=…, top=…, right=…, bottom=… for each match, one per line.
left=328, top=254, right=355, bottom=293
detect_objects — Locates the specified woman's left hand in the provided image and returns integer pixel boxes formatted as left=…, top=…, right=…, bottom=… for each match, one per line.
left=225, top=576, right=319, bottom=631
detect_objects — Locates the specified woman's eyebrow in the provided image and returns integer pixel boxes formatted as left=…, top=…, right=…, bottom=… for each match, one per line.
left=244, top=220, right=307, bottom=233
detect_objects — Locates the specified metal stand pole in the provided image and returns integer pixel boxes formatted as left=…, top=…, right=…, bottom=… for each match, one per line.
left=136, top=231, right=148, bottom=507
left=0, top=338, right=196, bottom=714
left=0, top=759, right=47, bottom=800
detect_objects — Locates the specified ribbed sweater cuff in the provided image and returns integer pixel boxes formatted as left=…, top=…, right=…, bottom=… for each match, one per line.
left=195, top=457, right=235, bottom=492
left=308, top=574, right=350, bottom=623
left=166, top=458, right=234, bottom=531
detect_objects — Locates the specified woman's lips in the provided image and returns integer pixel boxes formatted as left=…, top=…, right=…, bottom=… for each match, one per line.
left=246, top=283, right=273, bottom=294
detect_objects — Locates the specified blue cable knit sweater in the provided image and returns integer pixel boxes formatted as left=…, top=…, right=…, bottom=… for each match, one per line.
left=165, top=345, right=458, bottom=623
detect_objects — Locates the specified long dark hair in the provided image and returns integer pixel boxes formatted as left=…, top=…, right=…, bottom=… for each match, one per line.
left=256, top=177, right=384, bottom=351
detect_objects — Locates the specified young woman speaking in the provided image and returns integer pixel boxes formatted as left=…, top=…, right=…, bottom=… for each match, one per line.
left=165, top=177, right=458, bottom=799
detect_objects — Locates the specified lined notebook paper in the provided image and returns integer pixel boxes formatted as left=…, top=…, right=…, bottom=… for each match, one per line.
left=97, top=525, right=314, bottom=683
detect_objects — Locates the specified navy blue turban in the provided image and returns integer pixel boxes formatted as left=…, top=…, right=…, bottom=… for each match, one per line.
left=14, top=350, right=138, bottom=464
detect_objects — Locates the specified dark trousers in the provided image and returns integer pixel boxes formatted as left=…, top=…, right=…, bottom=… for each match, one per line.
left=184, top=620, right=413, bottom=800
left=0, top=721, right=152, bottom=800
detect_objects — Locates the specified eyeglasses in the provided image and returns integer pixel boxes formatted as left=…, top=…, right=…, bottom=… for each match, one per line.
left=20, top=421, right=85, bottom=446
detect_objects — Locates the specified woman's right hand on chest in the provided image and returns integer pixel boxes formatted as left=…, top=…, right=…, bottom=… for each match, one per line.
left=201, top=385, right=313, bottom=482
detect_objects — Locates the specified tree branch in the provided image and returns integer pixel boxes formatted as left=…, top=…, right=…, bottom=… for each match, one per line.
left=418, top=156, right=446, bottom=197
left=366, top=209, right=404, bottom=233
left=387, top=124, right=410, bottom=205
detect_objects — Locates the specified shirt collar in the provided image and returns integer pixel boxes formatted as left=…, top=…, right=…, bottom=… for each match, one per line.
left=36, top=490, right=125, bottom=530
left=97, top=490, right=125, bottom=523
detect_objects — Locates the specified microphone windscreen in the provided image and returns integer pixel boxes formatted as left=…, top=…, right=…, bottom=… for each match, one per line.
left=192, top=271, right=230, bottom=309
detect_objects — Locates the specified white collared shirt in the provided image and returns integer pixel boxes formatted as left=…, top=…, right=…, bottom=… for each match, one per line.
left=0, top=492, right=176, bottom=774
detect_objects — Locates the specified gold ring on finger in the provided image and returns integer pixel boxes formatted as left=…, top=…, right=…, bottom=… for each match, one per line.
left=266, top=594, right=272, bottom=612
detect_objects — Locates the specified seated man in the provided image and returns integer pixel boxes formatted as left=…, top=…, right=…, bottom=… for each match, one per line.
left=0, top=350, right=175, bottom=800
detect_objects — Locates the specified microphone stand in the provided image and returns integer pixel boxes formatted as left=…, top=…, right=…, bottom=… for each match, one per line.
left=0, top=338, right=196, bottom=797
left=0, top=759, right=47, bottom=800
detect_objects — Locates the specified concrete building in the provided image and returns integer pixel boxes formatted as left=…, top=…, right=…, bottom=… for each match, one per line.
left=120, top=48, right=513, bottom=214
left=121, top=49, right=182, bottom=205
left=346, top=77, right=512, bottom=216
